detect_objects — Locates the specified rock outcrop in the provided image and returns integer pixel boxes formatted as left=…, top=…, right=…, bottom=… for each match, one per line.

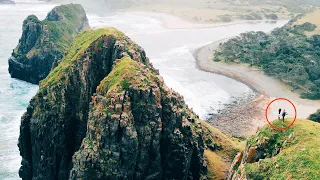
left=18, top=28, right=207, bottom=180
left=8, top=4, right=90, bottom=84
left=227, top=119, right=320, bottom=180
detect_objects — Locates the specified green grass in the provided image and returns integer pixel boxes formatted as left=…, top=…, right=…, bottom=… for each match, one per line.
left=14, top=4, right=89, bottom=62
left=41, top=4, right=88, bottom=51
left=40, top=28, right=126, bottom=88
left=97, top=56, right=155, bottom=94
left=245, top=119, right=320, bottom=179
left=201, top=121, right=244, bottom=180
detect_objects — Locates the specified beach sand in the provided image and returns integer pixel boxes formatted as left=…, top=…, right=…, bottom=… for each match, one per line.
left=193, top=40, right=320, bottom=137
left=130, top=12, right=273, bottom=29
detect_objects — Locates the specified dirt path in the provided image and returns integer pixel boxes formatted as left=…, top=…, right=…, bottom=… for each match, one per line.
left=193, top=40, right=320, bottom=137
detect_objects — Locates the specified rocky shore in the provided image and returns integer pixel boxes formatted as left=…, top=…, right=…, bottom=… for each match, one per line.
left=193, top=39, right=320, bottom=137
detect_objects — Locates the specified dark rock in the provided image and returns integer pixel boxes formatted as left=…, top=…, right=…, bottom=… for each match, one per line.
left=8, top=4, right=90, bottom=84
left=18, top=28, right=207, bottom=180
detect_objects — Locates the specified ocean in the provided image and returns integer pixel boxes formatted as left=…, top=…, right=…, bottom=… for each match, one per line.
left=0, top=1, right=287, bottom=179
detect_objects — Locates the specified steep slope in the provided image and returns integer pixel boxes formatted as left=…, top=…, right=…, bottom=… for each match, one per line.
left=70, top=57, right=207, bottom=179
left=201, top=121, right=244, bottom=180
left=228, top=119, right=320, bottom=179
left=8, top=4, right=90, bottom=84
left=18, top=28, right=207, bottom=180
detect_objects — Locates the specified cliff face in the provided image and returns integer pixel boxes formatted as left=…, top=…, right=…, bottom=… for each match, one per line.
left=8, top=4, right=90, bottom=84
left=18, top=28, right=207, bottom=180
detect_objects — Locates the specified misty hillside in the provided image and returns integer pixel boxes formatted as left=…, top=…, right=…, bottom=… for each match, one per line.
left=46, top=0, right=320, bottom=22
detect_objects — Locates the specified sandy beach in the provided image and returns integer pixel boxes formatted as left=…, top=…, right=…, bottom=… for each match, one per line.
left=193, top=40, right=320, bottom=136
left=129, top=11, right=315, bottom=137
left=130, top=12, right=279, bottom=29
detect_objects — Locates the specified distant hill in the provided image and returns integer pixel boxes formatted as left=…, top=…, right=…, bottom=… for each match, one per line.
left=47, top=0, right=320, bottom=23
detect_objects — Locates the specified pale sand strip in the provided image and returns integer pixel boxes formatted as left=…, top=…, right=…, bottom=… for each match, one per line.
left=130, top=12, right=277, bottom=29
left=193, top=40, right=320, bottom=136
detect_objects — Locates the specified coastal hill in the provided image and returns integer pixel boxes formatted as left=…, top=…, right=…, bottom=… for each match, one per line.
left=228, top=119, right=320, bottom=179
left=18, top=28, right=210, bottom=179
left=47, top=0, right=320, bottom=23
left=212, top=10, right=320, bottom=100
left=8, top=4, right=90, bottom=84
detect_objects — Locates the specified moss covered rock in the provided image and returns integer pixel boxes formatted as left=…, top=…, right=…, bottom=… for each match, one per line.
left=228, top=119, right=320, bottom=180
left=8, top=4, right=90, bottom=84
left=18, top=28, right=207, bottom=180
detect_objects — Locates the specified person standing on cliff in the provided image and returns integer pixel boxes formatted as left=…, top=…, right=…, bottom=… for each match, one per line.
left=278, top=108, right=282, bottom=120
left=282, top=109, right=287, bottom=122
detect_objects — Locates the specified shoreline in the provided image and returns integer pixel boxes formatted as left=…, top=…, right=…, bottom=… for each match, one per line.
left=193, top=40, right=320, bottom=137
left=129, top=11, right=287, bottom=29
left=193, top=38, right=267, bottom=96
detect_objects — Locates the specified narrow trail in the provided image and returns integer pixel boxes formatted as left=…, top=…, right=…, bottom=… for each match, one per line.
left=193, top=39, right=320, bottom=137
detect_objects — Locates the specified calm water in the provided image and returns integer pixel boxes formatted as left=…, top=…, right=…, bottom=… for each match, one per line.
left=0, top=1, right=287, bottom=179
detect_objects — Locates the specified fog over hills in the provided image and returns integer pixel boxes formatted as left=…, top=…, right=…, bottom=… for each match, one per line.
left=45, top=0, right=320, bottom=22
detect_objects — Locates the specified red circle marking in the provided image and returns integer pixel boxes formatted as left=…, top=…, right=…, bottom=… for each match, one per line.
left=265, top=98, right=297, bottom=130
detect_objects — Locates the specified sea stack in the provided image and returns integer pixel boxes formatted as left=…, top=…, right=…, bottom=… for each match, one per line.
left=8, top=4, right=90, bottom=84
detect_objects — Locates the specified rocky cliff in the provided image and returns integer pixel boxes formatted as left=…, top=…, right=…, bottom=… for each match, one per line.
left=18, top=28, right=207, bottom=180
left=8, top=4, right=90, bottom=84
left=227, top=119, right=320, bottom=180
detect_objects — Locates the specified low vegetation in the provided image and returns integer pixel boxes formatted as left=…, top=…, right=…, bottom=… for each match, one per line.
left=213, top=12, right=320, bottom=99
left=40, top=28, right=125, bottom=88
left=309, top=109, right=320, bottom=123
left=97, top=57, right=155, bottom=94
left=42, top=4, right=89, bottom=50
left=201, top=121, right=244, bottom=179
left=245, top=119, right=320, bottom=179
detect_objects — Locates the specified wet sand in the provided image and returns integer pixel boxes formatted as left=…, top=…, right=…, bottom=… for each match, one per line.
left=193, top=40, right=320, bottom=137
left=130, top=12, right=277, bottom=29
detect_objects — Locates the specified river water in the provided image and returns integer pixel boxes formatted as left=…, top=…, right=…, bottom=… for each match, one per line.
left=0, top=1, right=287, bottom=179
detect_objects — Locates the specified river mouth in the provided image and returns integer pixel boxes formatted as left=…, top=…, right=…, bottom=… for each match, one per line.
left=0, top=2, right=287, bottom=179
left=88, top=12, right=287, bottom=119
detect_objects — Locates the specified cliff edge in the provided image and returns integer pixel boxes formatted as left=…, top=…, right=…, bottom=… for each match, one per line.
left=228, top=119, right=320, bottom=179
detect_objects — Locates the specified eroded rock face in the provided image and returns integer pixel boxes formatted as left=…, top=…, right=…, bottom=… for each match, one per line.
left=8, top=4, right=90, bottom=84
left=18, top=28, right=207, bottom=180
left=70, top=58, right=206, bottom=179
left=227, top=127, right=294, bottom=180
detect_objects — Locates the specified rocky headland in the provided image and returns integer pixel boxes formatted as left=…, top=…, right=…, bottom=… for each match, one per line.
left=8, top=4, right=90, bottom=84
left=18, top=28, right=209, bottom=180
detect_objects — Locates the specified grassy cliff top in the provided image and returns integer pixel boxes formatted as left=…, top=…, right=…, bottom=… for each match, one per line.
left=40, top=28, right=126, bottom=88
left=41, top=4, right=89, bottom=50
left=245, top=119, right=320, bottom=179
left=97, top=56, right=156, bottom=95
